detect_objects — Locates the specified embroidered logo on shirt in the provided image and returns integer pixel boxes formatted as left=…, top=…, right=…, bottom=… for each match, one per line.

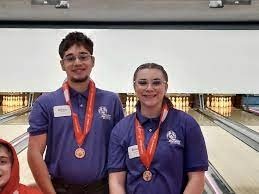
left=167, top=130, right=181, bottom=145
left=98, top=106, right=111, bottom=120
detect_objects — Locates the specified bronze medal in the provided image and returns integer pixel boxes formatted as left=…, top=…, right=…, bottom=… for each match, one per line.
left=135, top=104, right=168, bottom=183
left=63, top=80, right=96, bottom=159
left=75, top=147, right=85, bottom=159
left=143, top=170, right=152, bottom=182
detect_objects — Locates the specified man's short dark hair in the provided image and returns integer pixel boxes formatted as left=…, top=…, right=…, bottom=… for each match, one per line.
left=59, top=32, right=94, bottom=58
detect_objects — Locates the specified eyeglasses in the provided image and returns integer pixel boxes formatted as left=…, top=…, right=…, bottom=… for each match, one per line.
left=63, top=53, right=92, bottom=63
left=134, top=79, right=167, bottom=89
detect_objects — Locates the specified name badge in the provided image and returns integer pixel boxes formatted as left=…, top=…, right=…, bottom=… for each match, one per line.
left=53, top=105, right=71, bottom=117
left=128, top=145, right=140, bottom=159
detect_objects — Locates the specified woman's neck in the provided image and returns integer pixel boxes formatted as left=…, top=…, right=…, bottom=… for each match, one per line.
left=140, top=103, right=163, bottom=118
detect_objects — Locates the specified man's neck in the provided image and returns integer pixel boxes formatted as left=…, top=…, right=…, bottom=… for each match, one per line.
left=68, top=80, right=89, bottom=93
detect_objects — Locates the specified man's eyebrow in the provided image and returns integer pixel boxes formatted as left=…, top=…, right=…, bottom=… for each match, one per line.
left=64, top=53, right=74, bottom=57
left=79, top=51, right=90, bottom=55
left=64, top=52, right=90, bottom=57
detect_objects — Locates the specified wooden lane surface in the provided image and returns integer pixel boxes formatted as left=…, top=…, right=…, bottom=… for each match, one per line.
left=0, top=124, right=28, bottom=141
left=0, top=113, right=29, bottom=141
left=189, top=109, right=259, bottom=194
left=202, top=126, right=259, bottom=194
left=18, top=149, right=36, bottom=185
left=224, top=108, right=259, bottom=133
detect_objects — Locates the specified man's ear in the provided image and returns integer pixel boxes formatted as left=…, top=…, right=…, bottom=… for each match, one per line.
left=91, top=56, right=95, bottom=67
left=60, top=60, right=65, bottom=71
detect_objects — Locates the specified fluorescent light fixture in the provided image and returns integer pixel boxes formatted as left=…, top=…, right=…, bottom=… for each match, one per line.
left=208, top=0, right=251, bottom=8
left=209, top=0, right=224, bottom=8
left=223, top=0, right=251, bottom=5
left=55, top=0, right=69, bottom=9
left=31, top=0, right=45, bottom=5
left=31, top=0, right=60, bottom=5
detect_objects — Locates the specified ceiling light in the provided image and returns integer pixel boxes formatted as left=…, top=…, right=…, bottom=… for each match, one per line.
left=209, top=0, right=224, bottom=8
left=223, top=0, right=251, bottom=5
left=55, top=0, right=69, bottom=9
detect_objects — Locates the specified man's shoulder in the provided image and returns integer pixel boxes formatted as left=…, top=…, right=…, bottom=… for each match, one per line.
left=96, top=88, right=119, bottom=99
left=35, top=88, right=63, bottom=105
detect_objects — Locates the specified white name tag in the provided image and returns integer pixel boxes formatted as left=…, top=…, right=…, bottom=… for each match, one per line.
left=128, top=145, right=140, bottom=159
left=53, top=105, right=71, bottom=117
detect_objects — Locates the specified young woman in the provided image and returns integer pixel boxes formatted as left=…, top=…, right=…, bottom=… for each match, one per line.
left=0, top=139, right=42, bottom=194
left=108, top=63, right=208, bottom=194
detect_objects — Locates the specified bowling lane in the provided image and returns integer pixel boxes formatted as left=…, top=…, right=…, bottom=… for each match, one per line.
left=0, top=113, right=29, bottom=141
left=18, top=148, right=36, bottom=185
left=188, top=109, right=259, bottom=194
left=226, top=107, right=259, bottom=133
left=187, top=108, right=215, bottom=126
left=0, top=105, right=25, bottom=115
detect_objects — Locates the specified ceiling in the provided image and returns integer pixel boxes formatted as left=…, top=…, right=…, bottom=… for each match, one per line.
left=0, top=0, right=259, bottom=22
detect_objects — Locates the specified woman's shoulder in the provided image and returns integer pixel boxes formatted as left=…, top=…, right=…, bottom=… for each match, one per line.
left=170, top=108, right=199, bottom=129
left=112, top=113, right=135, bottom=134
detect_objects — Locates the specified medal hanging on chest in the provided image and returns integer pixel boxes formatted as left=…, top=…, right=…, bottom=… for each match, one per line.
left=74, top=147, right=85, bottom=159
left=135, top=103, right=168, bottom=181
left=62, top=80, right=96, bottom=159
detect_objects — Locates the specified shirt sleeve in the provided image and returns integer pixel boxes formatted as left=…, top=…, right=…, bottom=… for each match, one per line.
left=184, top=115, right=208, bottom=172
left=27, top=99, right=49, bottom=136
left=108, top=122, right=127, bottom=173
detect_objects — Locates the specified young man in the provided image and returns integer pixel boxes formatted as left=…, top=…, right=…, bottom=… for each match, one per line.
left=0, top=139, right=42, bottom=194
left=27, top=32, right=124, bottom=194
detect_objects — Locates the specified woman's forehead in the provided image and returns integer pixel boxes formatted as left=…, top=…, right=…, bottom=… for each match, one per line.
left=0, top=147, right=9, bottom=156
left=0, top=145, right=11, bottom=158
left=136, top=68, right=164, bottom=79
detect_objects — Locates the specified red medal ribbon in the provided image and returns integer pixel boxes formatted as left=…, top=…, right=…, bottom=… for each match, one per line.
left=135, top=103, right=168, bottom=169
left=62, top=80, right=96, bottom=146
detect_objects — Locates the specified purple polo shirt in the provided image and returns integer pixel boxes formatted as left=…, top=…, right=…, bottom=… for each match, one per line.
left=28, top=86, right=124, bottom=184
left=108, top=106, right=208, bottom=194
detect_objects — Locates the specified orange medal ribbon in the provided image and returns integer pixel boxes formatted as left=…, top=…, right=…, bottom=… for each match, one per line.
left=62, top=80, right=96, bottom=146
left=135, top=103, right=168, bottom=170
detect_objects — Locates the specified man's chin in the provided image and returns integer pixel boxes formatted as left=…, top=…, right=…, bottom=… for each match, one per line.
left=71, top=76, right=89, bottom=83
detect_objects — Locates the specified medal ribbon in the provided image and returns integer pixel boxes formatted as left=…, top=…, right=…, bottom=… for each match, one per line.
left=62, top=80, right=96, bottom=146
left=135, top=103, right=168, bottom=170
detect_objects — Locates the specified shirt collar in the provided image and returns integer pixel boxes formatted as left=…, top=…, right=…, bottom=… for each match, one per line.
left=69, top=86, right=89, bottom=98
left=136, top=103, right=160, bottom=125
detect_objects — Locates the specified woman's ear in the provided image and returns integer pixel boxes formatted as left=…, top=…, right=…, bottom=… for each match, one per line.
left=133, top=82, right=137, bottom=92
left=165, top=83, right=168, bottom=93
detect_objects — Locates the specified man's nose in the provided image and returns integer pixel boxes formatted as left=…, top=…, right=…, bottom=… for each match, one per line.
left=74, top=57, right=82, bottom=64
